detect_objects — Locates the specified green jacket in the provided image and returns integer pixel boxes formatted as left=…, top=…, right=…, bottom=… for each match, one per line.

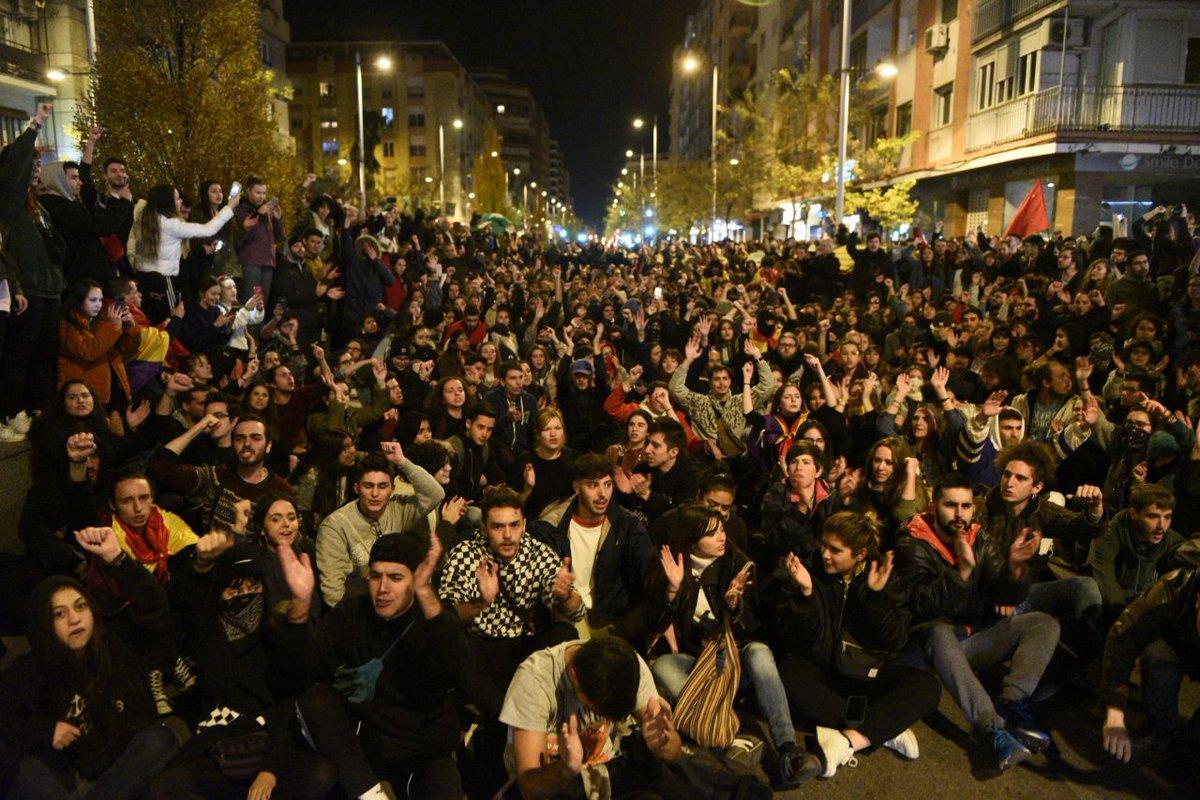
left=0, top=125, right=63, bottom=299
left=1087, top=509, right=1184, bottom=612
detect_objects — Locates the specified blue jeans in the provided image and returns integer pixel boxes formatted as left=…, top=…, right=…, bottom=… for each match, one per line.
left=652, top=640, right=796, bottom=747
left=12, top=723, right=177, bottom=800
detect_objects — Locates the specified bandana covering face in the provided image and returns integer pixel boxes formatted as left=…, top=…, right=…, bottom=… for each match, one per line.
left=219, top=591, right=264, bottom=646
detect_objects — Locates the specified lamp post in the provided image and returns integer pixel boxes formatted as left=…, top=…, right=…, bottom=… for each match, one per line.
left=679, top=54, right=716, bottom=242
left=356, top=52, right=393, bottom=210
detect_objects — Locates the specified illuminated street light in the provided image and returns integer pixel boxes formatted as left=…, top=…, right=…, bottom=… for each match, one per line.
left=875, top=62, right=899, bottom=79
left=468, top=192, right=476, bottom=199
left=621, top=168, right=628, bottom=176
left=530, top=181, right=537, bottom=188
left=681, top=53, right=700, bottom=74
left=337, top=158, right=347, bottom=165
left=632, top=118, right=644, bottom=130
left=452, top=118, right=463, bottom=129
left=490, top=150, right=498, bottom=157
left=374, top=55, right=393, bottom=71
left=512, top=167, right=521, bottom=176
left=729, top=157, right=740, bottom=166
left=496, top=104, right=506, bottom=114
left=46, top=68, right=67, bottom=82
left=625, top=149, right=634, bottom=158
left=424, top=176, right=433, bottom=183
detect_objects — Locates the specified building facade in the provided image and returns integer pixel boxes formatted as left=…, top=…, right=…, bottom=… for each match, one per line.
left=288, top=40, right=493, bottom=219
left=671, top=0, right=1200, bottom=237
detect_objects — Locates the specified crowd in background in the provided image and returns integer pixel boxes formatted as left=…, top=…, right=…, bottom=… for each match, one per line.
left=1, top=101, right=1200, bottom=799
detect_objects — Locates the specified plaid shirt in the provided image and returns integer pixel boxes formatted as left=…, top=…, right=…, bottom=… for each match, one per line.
left=440, top=534, right=583, bottom=638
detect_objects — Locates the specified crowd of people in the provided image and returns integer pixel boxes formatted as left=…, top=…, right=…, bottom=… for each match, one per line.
left=0, top=100, right=1198, bottom=799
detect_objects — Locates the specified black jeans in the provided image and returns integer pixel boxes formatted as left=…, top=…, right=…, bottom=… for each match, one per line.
left=1, top=295, right=59, bottom=419
left=145, top=750, right=335, bottom=800
left=778, top=655, right=941, bottom=746
left=297, top=683, right=461, bottom=799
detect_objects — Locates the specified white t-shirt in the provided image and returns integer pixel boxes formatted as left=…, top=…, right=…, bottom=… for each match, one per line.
left=500, top=640, right=658, bottom=768
left=567, top=515, right=603, bottom=610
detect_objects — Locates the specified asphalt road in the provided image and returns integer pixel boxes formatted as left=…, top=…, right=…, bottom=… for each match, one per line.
left=773, top=679, right=1198, bottom=800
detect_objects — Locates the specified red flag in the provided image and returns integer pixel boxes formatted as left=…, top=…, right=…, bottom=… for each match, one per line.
left=912, top=224, right=927, bottom=245
left=1005, top=181, right=1050, bottom=238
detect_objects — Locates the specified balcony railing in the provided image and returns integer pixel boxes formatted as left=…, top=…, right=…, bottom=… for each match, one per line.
left=965, top=84, right=1200, bottom=152
left=973, top=0, right=1060, bottom=42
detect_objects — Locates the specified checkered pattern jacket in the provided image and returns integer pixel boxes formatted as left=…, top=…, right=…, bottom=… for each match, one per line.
left=440, top=534, right=583, bottom=638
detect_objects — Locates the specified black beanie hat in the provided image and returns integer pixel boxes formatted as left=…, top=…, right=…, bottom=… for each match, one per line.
left=369, top=532, right=424, bottom=571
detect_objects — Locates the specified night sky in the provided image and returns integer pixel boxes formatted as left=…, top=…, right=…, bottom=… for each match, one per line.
left=284, top=0, right=699, bottom=228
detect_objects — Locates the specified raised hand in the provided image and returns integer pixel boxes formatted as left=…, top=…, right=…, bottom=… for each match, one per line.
left=1074, top=355, right=1094, bottom=385
left=552, top=557, right=575, bottom=600
left=866, top=551, right=894, bottom=592
left=1070, top=484, right=1104, bottom=518
left=194, top=529, right=236, bottom=567
left=277, top=539, right=315, bottom=602
left=893, top=372, right=912, bottom=399
left=74, top=527, right=122, bottom=564
left=684, top=336, right=703, bottom=362
left=413, top=531, right=442, bottom=591
left=659, top=545, right=685, bottom=593
left=380, top=441, right=406, bottom=467
left=930, top=365, right=950, bottom=393
left=125, top=400, right=151, bottom=430
left=638, top=696, right=677, bottom=756
left=371, top=358, right=387, bottom=386
left=66, top=432, right=97, bottom=463
left=476, top=558, right=500, bottom=604
left=560, top=714, right=584, bottom=774
left=784, top=552, right=812, bottom=595
left=52, top=721, right=81, bottom=751
left=980, top=390, right=1008, bottom=417
left=628, top=364, right=644, bottom=384
left=165, top=371, right=193, bottom=394
left=724, top=561, right=754, bottom=609
left=742, top=361, right=754, bottom=382
left=802, top=352, right=823, bottom=372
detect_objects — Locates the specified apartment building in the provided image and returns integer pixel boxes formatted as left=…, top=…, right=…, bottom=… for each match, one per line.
left=289, top=40, right=492, bottom=219
left=673, top=0, right=1200, bottom=237
left=0, top=0, right=74, bottom=157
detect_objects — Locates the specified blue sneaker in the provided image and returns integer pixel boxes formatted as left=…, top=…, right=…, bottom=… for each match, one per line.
left=995, top=698, right=1052, bottom=753
left=990, top=728, right=1032, bottom=771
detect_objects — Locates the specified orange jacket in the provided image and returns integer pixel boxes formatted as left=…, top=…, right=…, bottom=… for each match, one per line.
left=58, top=309, right=142, bottom=404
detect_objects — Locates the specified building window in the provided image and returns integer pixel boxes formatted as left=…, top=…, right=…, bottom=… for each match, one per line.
left=408, top=113, right=426, bottom=128
left=1185, top=38, right=1200, bottom=84
left=1016, top=51, right=1038, bottom=96
left=996, top=75, right=1014, bottom=104
left=411, top=167, right=428, bottom=182
left=319, top=82, right=335, bottom=98
left=382, top=142, right=395, bottom=158
left=381, top=107, right=395, bottom=128
left=259, top=40, right=272, bottom=67
left=0, top=109, right=27, bottom=148
left=290, top=117, right=303, bottom=130
left=895, top=102, right=912, bottom=137
left=406, top=76, right=424, bottom=90
left=977, top=62, right=995, bottom=109
left=933, top=82, right=954, bottom=127
left=381, top=87, right=394, bottom=99
left=409, top=145, right=426, bottom=158
left=864, top=106, right=888, bottom=144
left=321, top=140, right=339, bottom=156
left=941, top=0, right=958, bottom=23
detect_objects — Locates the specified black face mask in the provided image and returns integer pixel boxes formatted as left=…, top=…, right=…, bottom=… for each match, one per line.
left=218, top=591, right=263, bottom=645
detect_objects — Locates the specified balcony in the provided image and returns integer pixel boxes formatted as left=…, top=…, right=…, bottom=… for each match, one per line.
left=974, top=0, right=1060, bottom=43
left=0, top=12, right=47, bottom=85
left=965, top=84, right=1200, bottom=152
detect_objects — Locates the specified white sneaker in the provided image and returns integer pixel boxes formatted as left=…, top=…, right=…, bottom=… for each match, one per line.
left=0, top=424, right=26, bottom=443
left=882, top=727, right=920, bottom=759
left=816, top=726, right=858, bottom=778
left=6, top=412, right=31, bottom=434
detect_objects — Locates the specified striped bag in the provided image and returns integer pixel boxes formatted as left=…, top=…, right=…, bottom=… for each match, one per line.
left=672, top=622, right=742, bottom=748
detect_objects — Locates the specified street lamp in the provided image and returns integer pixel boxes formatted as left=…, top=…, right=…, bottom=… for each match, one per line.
left=438, top=118, right=465, bottom=214
left=681, top=52, right=718, bottom=242
left=729, top=157, right=740, bottom=166
left=631, top=116, right=659, bottom=205
left=625, top=149, right=634, bottom=158
left=834, top=0, right=899, bottom=223
left=632, top=117, right=644, bottom=130
left=46, top=68, right=67, bottom=82
left=356, top=51, right=393, bottom=208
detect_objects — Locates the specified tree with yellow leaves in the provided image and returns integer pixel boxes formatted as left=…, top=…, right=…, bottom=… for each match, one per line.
left=471, top=121, right=510, bottom=215
left=78, top=0, right=299, bottom=210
